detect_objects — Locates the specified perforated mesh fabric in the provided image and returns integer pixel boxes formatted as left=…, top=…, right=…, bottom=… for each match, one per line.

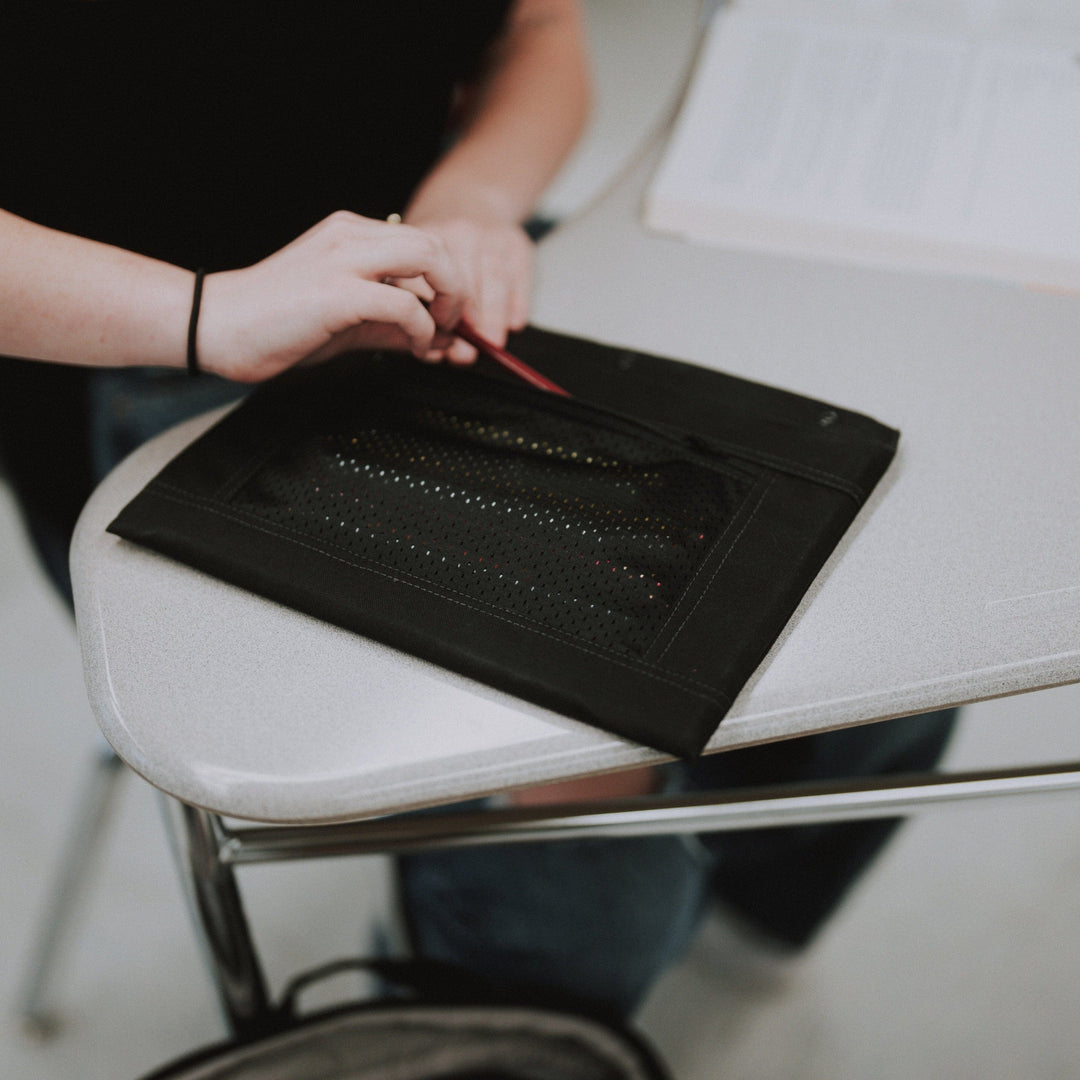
left=230, top=377, right=754, bottom=657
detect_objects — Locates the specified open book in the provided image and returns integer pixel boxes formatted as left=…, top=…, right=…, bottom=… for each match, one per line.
left=645, top=0, right=1080, bottom=291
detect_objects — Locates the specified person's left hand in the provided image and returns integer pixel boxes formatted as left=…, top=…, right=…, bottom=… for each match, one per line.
left=399, top=216, right=534, bottom=363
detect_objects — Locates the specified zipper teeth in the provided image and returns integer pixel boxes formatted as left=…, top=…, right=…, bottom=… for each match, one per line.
left=444, top=374, right=865, bottom=502
left=395, top=371, right=762, bottom=486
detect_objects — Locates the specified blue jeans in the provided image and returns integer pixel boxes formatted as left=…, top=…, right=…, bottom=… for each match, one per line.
left=399, top=708, right=957, bottom=1020
left=14, top=367, right=247, bottom=603
left=87, top=368, right=249, bottom=490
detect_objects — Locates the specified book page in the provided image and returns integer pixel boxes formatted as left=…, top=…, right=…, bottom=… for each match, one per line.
left=741, top=0, right=1080, bottom=42
left=645, top=4, right=1080, bottom=289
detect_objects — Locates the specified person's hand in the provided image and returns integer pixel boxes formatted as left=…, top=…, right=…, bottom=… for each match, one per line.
left=400, top=215, right=534, bottom=364
left=195, top=212, right=468, bottom=383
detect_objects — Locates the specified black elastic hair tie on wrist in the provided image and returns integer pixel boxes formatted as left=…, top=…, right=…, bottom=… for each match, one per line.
left=186, top=267, right=206, bottom=377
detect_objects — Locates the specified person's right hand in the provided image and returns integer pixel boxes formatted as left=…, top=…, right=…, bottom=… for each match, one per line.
left=195, top=211, right=469, bottom=383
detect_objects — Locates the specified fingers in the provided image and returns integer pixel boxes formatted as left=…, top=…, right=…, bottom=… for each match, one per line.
left=476, top=267, right=513, bottom=347
left=223, top=212, right=537, bottom=379
left=318, top=278, right=440, bottom=360
left=388, top=274, right=437, bottom=304
left=477, top=232, right=532, bottom=342
left=381, top=273, right=465, bottom=362
left=356, top=281, right=440, bottom=358
left=442, top=268, right=512, bottom=367
left=508, top=244, right=533, bottom=332
left=315, top=213, right=477, bottom=361
left=450, top=237, right=533, bottom=365
left=311, top=212, right=467, bottom=332
left=199, top=213, right=480, bottom=381
left=408, top=220, right=535, bottom=365
left=367, top=233, right=463, bottom=324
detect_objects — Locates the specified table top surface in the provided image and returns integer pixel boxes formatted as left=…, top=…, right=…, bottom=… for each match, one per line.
left=73, top=151, right=1080, bottom=824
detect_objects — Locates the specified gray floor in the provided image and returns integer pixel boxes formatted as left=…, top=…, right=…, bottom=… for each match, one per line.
left=3, top=5, right=1080, bottom=1076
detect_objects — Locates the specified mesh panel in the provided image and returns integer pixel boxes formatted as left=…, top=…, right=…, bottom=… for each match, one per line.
left=230, top=380, right=754, bottom=656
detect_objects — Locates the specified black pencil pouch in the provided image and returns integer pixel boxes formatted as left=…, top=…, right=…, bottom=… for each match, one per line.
left=107, top=326, right=898, bottom=759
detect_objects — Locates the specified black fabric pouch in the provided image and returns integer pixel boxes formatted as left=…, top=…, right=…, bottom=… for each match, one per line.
left=107, top=327, right=898, bottom=759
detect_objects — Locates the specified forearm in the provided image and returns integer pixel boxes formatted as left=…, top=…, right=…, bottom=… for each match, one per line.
left=0, top=209, right=471, bottom=381
left=0, top=208, right=192, bottom=369
left=405, top=0, right=591, bottom=227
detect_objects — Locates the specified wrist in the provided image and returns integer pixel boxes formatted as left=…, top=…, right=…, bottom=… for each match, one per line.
left=106, top=258, right=194, bottom=372
left=189, top=269, right=245, bottom=381
left=405, top=179, right=525, bottom=229
left=186, top=268, right=207, bottom=376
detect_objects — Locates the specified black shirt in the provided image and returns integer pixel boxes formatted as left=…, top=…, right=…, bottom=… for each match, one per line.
left=1, top=1, right=511, bottom=269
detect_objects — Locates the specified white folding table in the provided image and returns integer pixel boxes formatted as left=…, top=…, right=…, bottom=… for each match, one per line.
left=67, top=150, right=1080, bottom=1036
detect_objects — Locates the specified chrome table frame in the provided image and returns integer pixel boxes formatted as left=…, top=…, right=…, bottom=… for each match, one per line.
left=162, top=759, right=1080, bottom=1039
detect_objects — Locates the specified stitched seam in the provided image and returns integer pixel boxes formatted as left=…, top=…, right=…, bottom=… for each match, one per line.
left=710, top=443, right=865, bottom=502
left=215, top=440, right=293, bottom=502
left=415, top=376, right=756, bottom=486
left=145, top=482, right=730, bottom=703
left=642, top=479, right=764, bottom=658
left=151, top=477, right=731, bottom=695
left=654, top=476, right=776, bottom=662
left=205, top=415, right=279, bottom=497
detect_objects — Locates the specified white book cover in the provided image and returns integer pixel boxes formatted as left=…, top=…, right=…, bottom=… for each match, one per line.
left=645, top=0, right=1080, bottom=290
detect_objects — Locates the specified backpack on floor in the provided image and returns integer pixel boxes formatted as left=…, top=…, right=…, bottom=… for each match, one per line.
left=138, top=958, right=672, bottom=1080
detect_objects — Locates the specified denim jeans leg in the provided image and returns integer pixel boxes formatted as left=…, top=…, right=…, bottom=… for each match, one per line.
left=686, top=708, right=959, bottom=947
left=0, top=365, right=247, bottom=608
left=397, top=829, right=710, bottom=1021
left=88, top=368, right=248, bottom=484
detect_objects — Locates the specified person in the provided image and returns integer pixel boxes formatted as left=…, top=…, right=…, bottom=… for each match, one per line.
left=0, top=0, right=955, bottom=1025
left=0, top=0, right=588, bottom=594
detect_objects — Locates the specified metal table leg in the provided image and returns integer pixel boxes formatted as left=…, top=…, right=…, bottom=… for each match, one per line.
left=159, top=798, right=273, bottom=1040
left=161, top=759, right=1080, bottom=1035
left=16, top=743, right=126, bottom=1039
